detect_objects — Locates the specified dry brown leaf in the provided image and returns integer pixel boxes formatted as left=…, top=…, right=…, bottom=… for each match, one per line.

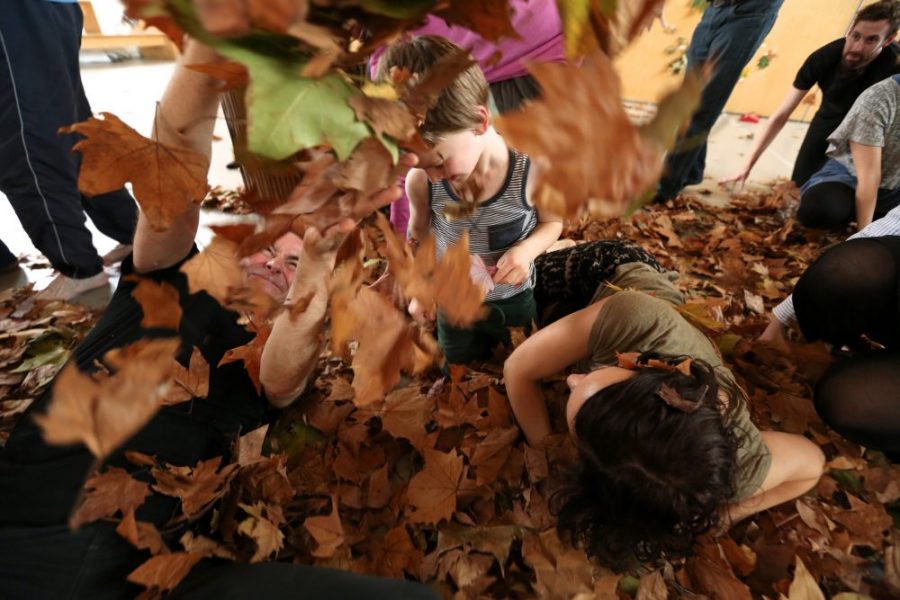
left=162, top=346, right=210, bottom=405
left=469, top=427, right=519, bottom=486
left=686, top=554, right=752, bottom=600
left=781, top=556, right=825, bottom=600
left=152, top=457, right=239, bottom=520
left=116, top=509, right=167, bottom=555
left=219, top=324, right=270, bottom=396
left=636, top=569, right=668, bottom=600
left=127, top=551, right=205, bottom=592
left=348, top=95, right=417, bottom=142
left=376, top=214, right=486, bottom=327
left=69, top=467, right=151, bottom=528
left=431, top=0, right=517, bottom=41
left=406, top=448, right=465, bottom=525
left=303, top=495, right=345, bottom=558
left=372, top=525, right=421, bottom=579
left=64, top=113, right=209, bottom=232
left=378, top=385, right=431, bottom=450
left=496, top=52, right=660, bottom=220
left=180, top=235, right=243, bottom=307
left=185, top=62, right=250, bottom=90
left=237, top=501, right=285, bottom=562
left=131, top=278, right=182, bottom=330
left=35, top=338, right=179, bottom=459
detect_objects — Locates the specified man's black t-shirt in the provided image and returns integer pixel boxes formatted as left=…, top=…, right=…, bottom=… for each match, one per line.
left=0, top=249, right=269, bottom=527
left=795, top=38, right=900, bottom=131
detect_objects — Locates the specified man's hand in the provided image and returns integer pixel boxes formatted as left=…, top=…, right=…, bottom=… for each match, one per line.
left=408, top=297, right=436, bottom=324
left=493, top=245, right=531, bottom=286
left=758, top=317, right=790, bottom=353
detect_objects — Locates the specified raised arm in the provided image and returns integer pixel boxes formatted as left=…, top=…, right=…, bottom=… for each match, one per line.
left=405, top=168, right=431, bottom=242
left=133, top=40, right=224, bottom=273
left=720, top=87, right=807, bottom=188
left=850, top=141, right=882, bottom=230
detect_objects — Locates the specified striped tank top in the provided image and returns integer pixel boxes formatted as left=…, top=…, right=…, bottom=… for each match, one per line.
left=429, top=149, right=538, bottom=302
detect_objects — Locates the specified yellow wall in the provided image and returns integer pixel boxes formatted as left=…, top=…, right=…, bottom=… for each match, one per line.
left=615, top=0, right=870, bottom=121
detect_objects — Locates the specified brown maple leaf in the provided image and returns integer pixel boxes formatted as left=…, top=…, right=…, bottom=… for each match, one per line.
left=69, top=466, right=151, bottom=529
left=372, top=525, right=422, bottom=579
left=116, top=509, right=168, bottom=555
left=377, top=385, right=432, bottom=450
left=63, top=113, right=209, bottom=232
left=35, top=338, right=180, bottom=459
left=303, top=495, right=345, bottom=559
left=161, top=346, right=210, bottom=406
left=405, top=448, right=465, bottom=525
left=348, top=95, right=417, bottom=143
left=185, top=62, right=250, bottom=91
left=127, top=551, right=206, bottom=593
left=152, top=456, right=239, bottom=520
left=376, top=214, right=486, bottom=327
left=469, top=427, right=519, bottom=487
left=330, top=263, right=438, bottom=406
left=431, top=0, right=517, bottom=43
left=237, top=501, right=285, bottom=562
left=219, top=323, right=270, bottom=396
left=180, top=235, right=243, bottom=307
left=130, top=277, right=182, bottom=330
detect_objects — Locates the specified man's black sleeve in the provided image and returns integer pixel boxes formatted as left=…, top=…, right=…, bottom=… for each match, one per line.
left=794, top=39, right=842, bottom=90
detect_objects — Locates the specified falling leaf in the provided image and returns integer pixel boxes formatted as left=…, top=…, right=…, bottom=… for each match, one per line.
left=152, top=456, right=239, bottom=519
left=127, top=551, right=205, bottom=592
left=431, top=0, right=517, bottom=42
left=496, top=52, right=663, bottom=220
left=304, top=495, right=345, bottom=558
left=35, top=338, right=179, bottom=459
left=237, top=424, right=269, bottom=465
left=185, top=61, right=250, bottom=90
left=219, top=323, right=270, bottom=396
left=237, top=501, right=285, bottom=562
left=180, top=235, right=243, bottom=307
left=131, top=278, right=183, bottom=330
left=162, top=346, right=210, bottom=405
left=69, top=467, right=151, bottom=529
left=406, top=448, right=465, bottom=525
left=376, top=214, right=486, bottom=327
left=347, top=94, right=417, bottom=142
left=215, top=44, right=374, bottom=161
left=116, top=509, right=167, bottom=555
left=63, top=113, right=209, bottom=232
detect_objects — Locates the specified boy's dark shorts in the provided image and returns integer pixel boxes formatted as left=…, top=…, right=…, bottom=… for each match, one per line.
left=436, top=288, right=536, bottom=367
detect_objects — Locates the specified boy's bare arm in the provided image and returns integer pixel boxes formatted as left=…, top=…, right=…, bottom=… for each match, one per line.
left=405, top=169, right=432, bottom=242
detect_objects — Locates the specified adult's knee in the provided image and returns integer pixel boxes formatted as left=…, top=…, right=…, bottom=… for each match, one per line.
left=797, top=183, right=854, bottom=229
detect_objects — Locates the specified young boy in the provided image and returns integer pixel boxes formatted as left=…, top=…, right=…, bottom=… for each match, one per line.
left=377, top=35, right=563, bottom=367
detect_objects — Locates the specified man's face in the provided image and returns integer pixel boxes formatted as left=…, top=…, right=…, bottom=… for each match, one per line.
left=842, top=19, right=895, bottom=70
left=239, top=232, right=303, bottom=300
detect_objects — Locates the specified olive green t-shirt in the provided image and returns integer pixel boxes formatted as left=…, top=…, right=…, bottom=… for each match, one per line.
left=584, top=265, right=771, bottom=500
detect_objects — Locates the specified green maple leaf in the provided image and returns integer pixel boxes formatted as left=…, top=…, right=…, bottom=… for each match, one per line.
left=216, top=44, right=371, bottom=161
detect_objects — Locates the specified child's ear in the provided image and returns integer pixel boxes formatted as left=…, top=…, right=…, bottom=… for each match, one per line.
left=473, top=105, right=491, bottom=135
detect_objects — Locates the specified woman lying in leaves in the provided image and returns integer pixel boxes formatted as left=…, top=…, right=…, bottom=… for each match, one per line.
left=506, top=249, right=825, bottom=569
left=0, top=40, right=433, bottom=599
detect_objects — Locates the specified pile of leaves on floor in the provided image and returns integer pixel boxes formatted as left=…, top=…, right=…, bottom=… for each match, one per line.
left=4, top=183, right=899, bottom=599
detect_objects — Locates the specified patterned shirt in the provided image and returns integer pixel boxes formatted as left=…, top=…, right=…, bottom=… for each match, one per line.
left=429, top=149, right=537, bottom=302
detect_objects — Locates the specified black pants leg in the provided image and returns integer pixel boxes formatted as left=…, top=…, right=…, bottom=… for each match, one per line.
left=796, top=181, right=856, bottom=229
left=0, top=1, right=137, bottom=278
left=790, top=120, right=830, bottom=187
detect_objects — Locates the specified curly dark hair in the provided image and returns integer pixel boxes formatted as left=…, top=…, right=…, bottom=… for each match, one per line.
left=553, top=358, right=744, bottom=570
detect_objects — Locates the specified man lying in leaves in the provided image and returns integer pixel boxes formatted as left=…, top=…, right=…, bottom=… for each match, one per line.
left=0, top=40, right=433, bottom=599
left=504, top=251, right=826, bottom=570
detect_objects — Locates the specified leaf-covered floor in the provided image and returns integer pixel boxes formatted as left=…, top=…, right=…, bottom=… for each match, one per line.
left=2, top=184, right=898, bottom=599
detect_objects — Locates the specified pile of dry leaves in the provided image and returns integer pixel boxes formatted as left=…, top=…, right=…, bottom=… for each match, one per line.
left=3, top=183, right=899, bottom=599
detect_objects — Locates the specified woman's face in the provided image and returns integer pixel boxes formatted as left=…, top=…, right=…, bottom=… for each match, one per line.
left=565, top=367, right=637, bottom=433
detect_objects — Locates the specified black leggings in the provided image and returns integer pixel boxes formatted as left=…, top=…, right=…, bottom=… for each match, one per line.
left=798, top=181, right=900, bottom=230
left=793, top=236, right=900, bottom=454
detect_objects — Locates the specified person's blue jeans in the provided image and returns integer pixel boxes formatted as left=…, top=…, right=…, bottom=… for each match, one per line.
left=656, top=0, right=784, bottom=201
left=0, top=0, right=138, bottom=278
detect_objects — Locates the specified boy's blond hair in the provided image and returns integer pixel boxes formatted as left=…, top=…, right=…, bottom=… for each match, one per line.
left=376, top=35, right=489, bottom=142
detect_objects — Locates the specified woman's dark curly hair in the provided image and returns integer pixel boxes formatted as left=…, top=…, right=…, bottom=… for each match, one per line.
left=553, top=356, right=744, bottom=570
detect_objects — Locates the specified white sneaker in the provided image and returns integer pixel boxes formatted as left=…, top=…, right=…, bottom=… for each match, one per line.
left=102, top=243, right=133, bottom=265
left=36, top=271, right=109, bottom=301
